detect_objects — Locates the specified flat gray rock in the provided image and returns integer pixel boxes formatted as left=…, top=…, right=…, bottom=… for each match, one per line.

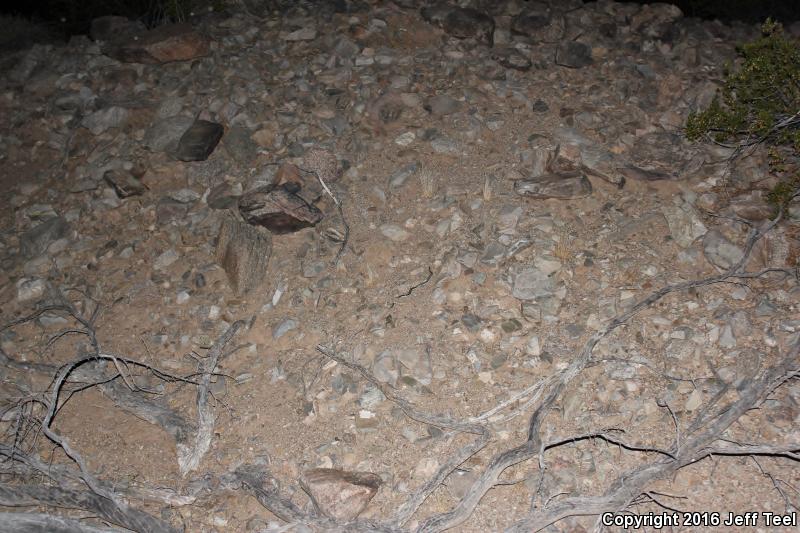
left=514, top=171, right=592, bottom=200
left=556, top=41, right=593, bottom=68
left=144, top=116, right=194, bottom=153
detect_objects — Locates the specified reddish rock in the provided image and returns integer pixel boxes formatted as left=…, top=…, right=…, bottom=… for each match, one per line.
left=300, top=468, right=382, bottom=521
left=239, top=185, right=323, bottom=234
left=107, top=23, right=210, bottom=64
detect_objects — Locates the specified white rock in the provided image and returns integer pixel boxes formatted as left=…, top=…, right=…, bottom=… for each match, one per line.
left=16, top=278, right=46, bottom=302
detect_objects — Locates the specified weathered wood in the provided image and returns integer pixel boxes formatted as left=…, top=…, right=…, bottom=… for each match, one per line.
left=215, top=212, right=272, bottom=295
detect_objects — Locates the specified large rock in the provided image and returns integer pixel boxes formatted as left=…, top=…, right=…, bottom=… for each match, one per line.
left=300, top=468, right=382, bottom=521
left=422, top=5, right=494, bottom=45
left=555, top=41, right=593, bottom=68
left=175, top=120, right=224, bottom=162
left=143, top=116, right=195, bottom=153
left=239, top=185, right=323, bottom=234
left=105, top=23, right=210, bottom=64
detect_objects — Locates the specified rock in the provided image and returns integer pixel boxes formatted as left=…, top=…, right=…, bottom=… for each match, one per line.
left=552, top=127, right=623, bottom=186
left=661, top=199, right=707, bottom=248
left=144, top=116, right=195, bottom=153
left=510, top=7, right=564, bottom=42
left=512, top=268, right=555, bottom=301
left=285, top=27, right=317, bottom=41
left=556, top=41, right=593, bottom=68
left=156, top=198, right=189, bottom=225
left=81, top=106, right=128, bottom=135
left=20, top=216, right=69, bottom=258
left=272, top=318, right=297, bottom=340
left=153, top=249, right=180, bottom=270
left=388, top=161, right=419, bottom=188
left=104, top=169, right=146, bottom=198
left=300, top=468, right=382, bottom=521
left=105, top=23, right=210, bottom=64
left=702, top=230, right=744, bottom=270
left=514, top=171, right=592, bottom=200
left=625, top=132, right=701, bottom=180
left=372, top=350, right=398, bottom=386
left=216, top=212, right=272, bottom=295
left=239, top=185, right=323, bottom=234
left=423, top=6, right=494, bottom=45
left=380, top=224, right=410, bottom=242
left=426, top=95, right=461, bottom=116
left=397, top=348, right=432, bottom=385
left=492, top=48, right=532, bottom=71
left=16, top=278, right=46, bottom=302
left=223, top=126, right=258, bottom=165
left=207, top=182, right=242, bottom=210
left=175, top=120, right=224, bottom=162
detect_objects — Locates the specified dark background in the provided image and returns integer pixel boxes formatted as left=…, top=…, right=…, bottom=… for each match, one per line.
left=2, top=0, right=799, bottom=41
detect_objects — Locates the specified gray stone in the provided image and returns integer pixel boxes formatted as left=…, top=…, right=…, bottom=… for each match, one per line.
left=223, top=126, right=258, bottom=165
left=82, top=106, right=128, bottom=135
left=104, top=169, right=146, bottom=198
left=514, top=171, right=592, bottom=200
left=552, top=127, right=624, bottom=186
left=380, top=224, right=410, bottom=242
left=512, top=268, right=555, bottom=300
left=207, top=182, right=242, bottom=210
left=397, top=348, right=432, bottom=385
left=16, top=278, right=46, bottom=302
left=372, top=350, right=398, bottom=386
left=272, top=319, right=297, bottom=340
left=702, top=230, right=744, bottom=270
left=432, top=7, right=494, bottom=46
left=388, top=162, right=419, bottom=188
left=426, top=95, right=461, bottom=117
left=285, top=27, right=317, bottom=41
left=20, top=216, right=69, bottom=258
left=168, top=188, right=201, bottom=204
left=156, top=198, right=190, bottom=225
left=556, top=42, right=593, bottom=68
left=154, top=249, right=180, bottom=270
left=144, top=116, right=194, bottom=153
left=661, top=200, right=707, bottom=248
left=492, top=48, right=532, bottom=71
left=461, top=313, right=482, bottom=332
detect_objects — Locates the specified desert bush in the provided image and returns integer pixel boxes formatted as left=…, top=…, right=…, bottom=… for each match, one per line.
left=686, top=19, right=800, bottom=209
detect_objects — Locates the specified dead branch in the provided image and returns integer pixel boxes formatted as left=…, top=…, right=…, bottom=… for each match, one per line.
left=177, top=320, right=244, bottom=475
left=504, top=338, right=799, bottom=532
left=0, top=512, right=122, bottom=533
left=0, top=483, right=177, bottom=533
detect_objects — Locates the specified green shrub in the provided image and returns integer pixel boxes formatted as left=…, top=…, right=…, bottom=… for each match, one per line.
left=686, top=19, right=800, bottom=211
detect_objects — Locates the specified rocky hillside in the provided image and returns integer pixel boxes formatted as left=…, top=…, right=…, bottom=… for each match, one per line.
left=1, top=1, right=798, bottom=531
